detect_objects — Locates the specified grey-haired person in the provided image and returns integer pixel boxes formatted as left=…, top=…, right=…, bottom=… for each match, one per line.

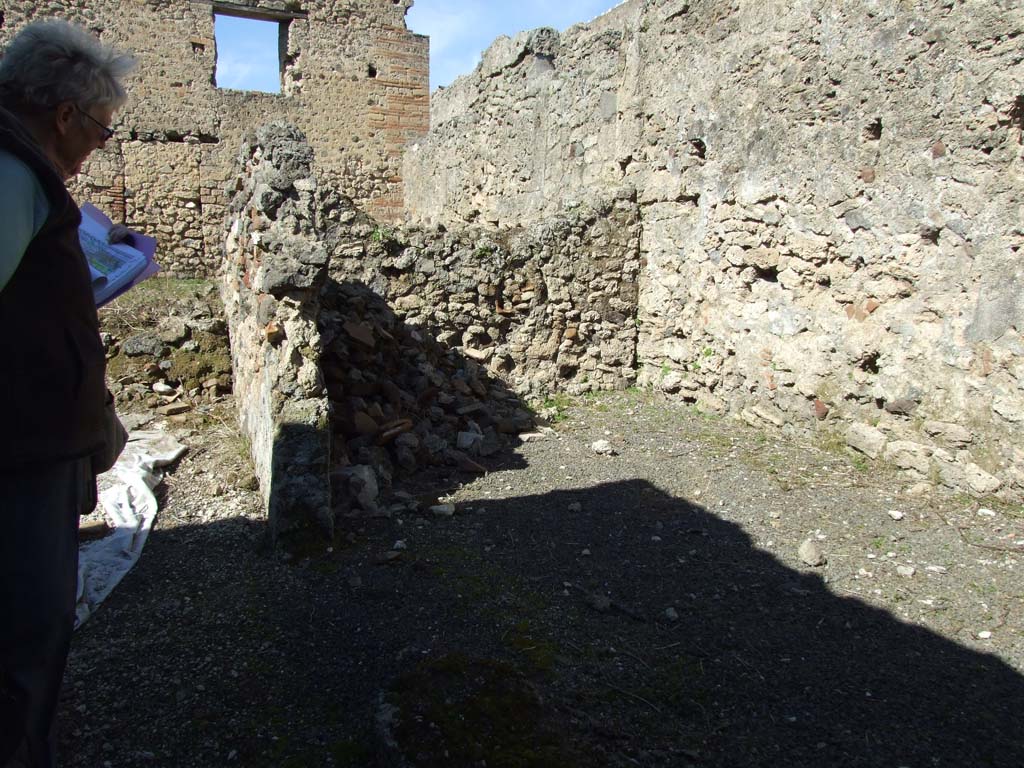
left=0, top=20, right=135, bottom=768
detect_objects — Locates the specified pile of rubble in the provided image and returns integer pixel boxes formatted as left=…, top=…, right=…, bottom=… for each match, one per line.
left=320, top=278, right=537, bottom=514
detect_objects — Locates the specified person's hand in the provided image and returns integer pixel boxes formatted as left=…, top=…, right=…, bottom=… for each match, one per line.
left=107, top=224, right=134, bottom=246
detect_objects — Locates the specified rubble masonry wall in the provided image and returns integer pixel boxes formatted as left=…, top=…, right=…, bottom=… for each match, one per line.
left=402, top=0, right=1024, bottom=499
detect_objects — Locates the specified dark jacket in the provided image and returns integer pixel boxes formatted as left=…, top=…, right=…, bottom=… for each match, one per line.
left=0, top=105, right=108, bottom=470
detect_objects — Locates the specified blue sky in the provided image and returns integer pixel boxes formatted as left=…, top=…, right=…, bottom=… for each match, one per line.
left=406, top=0, right=625, bottom=91
left=214, top=15, right=281, bottom=93
left=214, top=1, right=624, bottom=93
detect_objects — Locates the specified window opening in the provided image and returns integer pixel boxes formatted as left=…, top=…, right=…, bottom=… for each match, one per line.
left=213, top=14, right=284, bottom=94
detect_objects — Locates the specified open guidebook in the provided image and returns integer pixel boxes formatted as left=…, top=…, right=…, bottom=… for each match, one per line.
left=79, top=203, right=160, bottom=307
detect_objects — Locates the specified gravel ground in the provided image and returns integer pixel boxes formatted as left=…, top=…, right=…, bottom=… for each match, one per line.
left=59, top=391, right=1024, bottom=767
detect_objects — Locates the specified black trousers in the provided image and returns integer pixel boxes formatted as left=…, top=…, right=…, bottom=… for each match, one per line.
left=1, top=458, right=94, bottom=768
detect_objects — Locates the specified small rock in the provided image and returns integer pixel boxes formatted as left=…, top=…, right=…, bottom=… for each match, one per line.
left=122, top=333, right=165, bottom=357
left=343, top=320, right=375, bottom=347
left=977, top=508, right=996, bottom=517
left=392, top=540, right=407, bottom=551
left=813, top=399, right=829, bottom=420
left=978, top=630, right=993, bottom=640
left=664, top=607, right=679, bottom=622
left=429, top=504, right=455, bottom=517
left=591, top=439, right=617, bottom=456
left=454, top=453, right=487, bottom=473
left=904, top=482, right=934, bottom=496
left=152, top=381, right=176, bottom=395
left=157, top=317, right=190, bottom=345
left=896, top=565, right=916, bottom=578
left=798, top=538, right=826, bottom=567
left=887, top=510, right=905, bottom=521
left=965, top=464, right=1002, bottom=495
left=353, top=411, right=379, bottom=436
left=339, top=465, right=379, bottom=510
left=884, top=398, right=918, bottom=416
left=264, top=321, right=285, bottom=345
left=157, top=402, right=191, bottom=416
left=456, top=430, right=483, bottom=452
left=845, top=423, right=887, bottom=459
left=580, top=548, right=591, bottom=557
left=568, top=502, right=582, bottom=512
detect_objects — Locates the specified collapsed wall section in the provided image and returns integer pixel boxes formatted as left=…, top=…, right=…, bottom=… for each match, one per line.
left=1, top=0, right=429, bottom=276
left=404, top=0, right=1024, bottom=499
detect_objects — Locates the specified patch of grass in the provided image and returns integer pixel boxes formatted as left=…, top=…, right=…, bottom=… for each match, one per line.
left=815, top=428, right=849, bottom=455
left=533, top=392, right=576, bottom=423
left=165, top=332, right=233, bottom=385
left=106, top=276, right=212, bottom=307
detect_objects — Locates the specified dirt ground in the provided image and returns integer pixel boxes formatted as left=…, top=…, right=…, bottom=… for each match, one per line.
left=56, top=380, right=1024, bottom=768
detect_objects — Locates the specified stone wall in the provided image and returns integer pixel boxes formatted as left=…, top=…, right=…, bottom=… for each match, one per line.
left=221, top=122, right=332, bottom=544
left=332, top=191, right=642, bottom=397
left=1, top=0, right=428, bottom=276
left=403, top=0, right=1024, bottom=499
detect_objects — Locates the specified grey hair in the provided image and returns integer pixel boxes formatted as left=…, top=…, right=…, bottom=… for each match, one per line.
left=0, top=19, right=135, bottom=112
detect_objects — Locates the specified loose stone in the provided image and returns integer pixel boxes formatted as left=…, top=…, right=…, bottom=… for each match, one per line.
left=798, top=538, right=826, bottom=567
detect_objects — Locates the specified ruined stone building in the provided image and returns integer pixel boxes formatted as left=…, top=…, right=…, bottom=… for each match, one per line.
left=0, top=0, right=429, bottom=276
left=5, top=0, right=1024, bottom=537
left=219, top=0, right=1024, bottom=542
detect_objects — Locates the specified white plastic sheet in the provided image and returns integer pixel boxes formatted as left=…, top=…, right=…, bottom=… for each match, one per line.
left=75, top=430, right=187, bottom=627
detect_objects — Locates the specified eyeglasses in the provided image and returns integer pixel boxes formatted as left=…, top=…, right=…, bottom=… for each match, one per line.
left=75, top=105, right=115, bottom=141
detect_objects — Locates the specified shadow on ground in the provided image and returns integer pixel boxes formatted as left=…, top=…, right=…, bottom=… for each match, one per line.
left=61, top=476, right=1024, bottom=767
